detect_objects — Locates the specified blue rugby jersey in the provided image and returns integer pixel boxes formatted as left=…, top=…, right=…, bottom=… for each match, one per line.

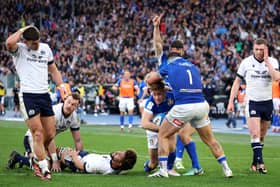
left=144, top=92, right=174, bottom=115
left=158, top=53, right=205, bottom=105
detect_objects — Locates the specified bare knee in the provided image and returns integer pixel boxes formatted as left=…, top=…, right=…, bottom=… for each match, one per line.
left=44, top=130, right=55, bottom=145
left=31, top=127, right=44, bottom=142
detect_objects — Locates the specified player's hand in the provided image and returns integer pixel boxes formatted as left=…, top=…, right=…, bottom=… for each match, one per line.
left=51, top=160, right=61, bottom=172
left=152, top=13, right=164, bottom=27
left=58, top=83, right=72, bottom=101
left=263, top=46, right=269, bottom=62
left=227, top=102, right=234, bottom=113
left=19, top=25, right=34, bottom=33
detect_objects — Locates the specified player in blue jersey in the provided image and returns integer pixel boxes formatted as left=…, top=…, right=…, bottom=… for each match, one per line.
left=136, top=73, right=149, bottom=116
left=148, top=14, right=232, bottom=178
left=142, top=81, right=203, bottom=176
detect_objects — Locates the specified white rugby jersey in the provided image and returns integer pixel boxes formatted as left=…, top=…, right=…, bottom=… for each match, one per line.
left=11, top=42, right=54, bottom=93
left=237, top=55, right=279, bottom=101
left=81, top=154, right=119, bottom=175
left=53, top=103, right=80, bottom=134
left=25, top=103, right=80, bottom=136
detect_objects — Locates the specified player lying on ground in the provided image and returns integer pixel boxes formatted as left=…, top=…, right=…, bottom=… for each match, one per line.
left=8, top=147, right=137, bottom=175
left=57, top=147, right=137, bottom=174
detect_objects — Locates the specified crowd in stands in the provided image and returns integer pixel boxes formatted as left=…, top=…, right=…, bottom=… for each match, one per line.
left=0, top=0, right=279, bottom=95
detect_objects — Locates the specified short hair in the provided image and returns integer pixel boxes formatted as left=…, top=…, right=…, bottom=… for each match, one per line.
left=67, top=92, right=81, bottom=103
left=149, top=81, right=165, bottom=91
left=171, top=40, right=184, bottom=49
left=22, top=26, right=40, bottom=41
left=120, top=149, right=137, bottom=170
left=137, top=73, right=144, bottom=80
left=254, top=38, right=267, bottom=46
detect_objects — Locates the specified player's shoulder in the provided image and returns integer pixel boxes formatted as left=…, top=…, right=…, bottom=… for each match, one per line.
left=242, top=55, right=253, bottom=63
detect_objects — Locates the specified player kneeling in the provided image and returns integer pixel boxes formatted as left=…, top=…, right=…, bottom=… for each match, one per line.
left=57, top=147, right=137, bottom=175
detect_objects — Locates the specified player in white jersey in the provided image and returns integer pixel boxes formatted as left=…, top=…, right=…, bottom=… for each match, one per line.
left=7, top=93, right=83, bottom=172
left=57, top=147, right=137, bottom=175
left=6, top=25, right=71, bottom=180
left=227, top=38, right=280, bottom=174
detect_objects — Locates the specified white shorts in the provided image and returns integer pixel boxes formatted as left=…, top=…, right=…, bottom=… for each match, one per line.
left=166, top=101, right=210, bottom=129
left=139, top=98, right=148, bottom=108
left=118, top=97, right=135, bottom=112
left=237, top=102, right=246, bottom=116
left=146, top=130, right=158, bottom=149
left=273, top=98, right=280, bottom=111
left=0, top=96, right=4, bottom=104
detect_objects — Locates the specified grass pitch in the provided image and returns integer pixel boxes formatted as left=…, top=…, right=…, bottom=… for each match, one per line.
left=0, top=121, right=279, bottom=187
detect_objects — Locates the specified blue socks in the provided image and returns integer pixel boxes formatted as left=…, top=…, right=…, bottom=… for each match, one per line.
left=176, top=136, right=184, bottom=159
left=128, top=115, right=133, bottom=125
left=120, top=115, right=124, bottom=126
left=167, top=151, right=176, bottom=170
left=185, top=141, right=201, bottom=169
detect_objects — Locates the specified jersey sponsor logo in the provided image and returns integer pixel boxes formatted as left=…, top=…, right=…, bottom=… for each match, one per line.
left=254, top=70, right=267, bottom=74
left=28, top=109, right=35, bottom=116
left=172, top=119, right=183, bottom=126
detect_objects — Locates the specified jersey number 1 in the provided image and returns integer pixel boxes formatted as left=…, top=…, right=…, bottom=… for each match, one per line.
left=186, top=70, right=193, bottom=85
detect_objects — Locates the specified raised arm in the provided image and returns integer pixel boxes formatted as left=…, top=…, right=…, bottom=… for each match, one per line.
left=6, top=26, right=33, bottom=52
left=153, top=14, right=164, bottom=57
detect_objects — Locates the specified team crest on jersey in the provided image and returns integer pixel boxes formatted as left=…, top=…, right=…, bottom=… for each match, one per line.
left=250, top=110, right=256, bottom=115
left=40, top=50, right=45, bottom=55
left=167, top=98, right=174, bottom=106
left=28, top=109, right=35, bottom=116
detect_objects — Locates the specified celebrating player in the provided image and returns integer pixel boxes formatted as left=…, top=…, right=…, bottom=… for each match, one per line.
left=142, top=81, right=203, bottom=176
left=148, top=14, right=232, bottom=178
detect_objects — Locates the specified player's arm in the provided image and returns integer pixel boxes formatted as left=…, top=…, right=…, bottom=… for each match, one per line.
left=5, top=25, right=33, bottom=52
left=68, top=150, right=84, bottom=171
left=153, top=13, right=164, bottom=57
left=134, top=81, right=139, bottom=97
left=227, top=77, right=242, bottom=112
left=47, top=139, right=61, bottom=172
left=141, top=110, right=160, bottom=132
left=112, top=80, right=120, bottom=92
left=71, top=130, right=84, bottom=151
left=48, top=63, right=64, bottom=86
left=263, top=46, right=280, bottom=81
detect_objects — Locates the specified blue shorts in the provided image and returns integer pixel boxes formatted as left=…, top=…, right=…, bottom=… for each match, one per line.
left=20, top=93, right=54, bottom=119
left=248, top=100, right=273, bottom=121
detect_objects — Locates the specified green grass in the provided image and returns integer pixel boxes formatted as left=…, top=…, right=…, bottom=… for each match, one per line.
left=0, top=120, right=279, bottom=187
